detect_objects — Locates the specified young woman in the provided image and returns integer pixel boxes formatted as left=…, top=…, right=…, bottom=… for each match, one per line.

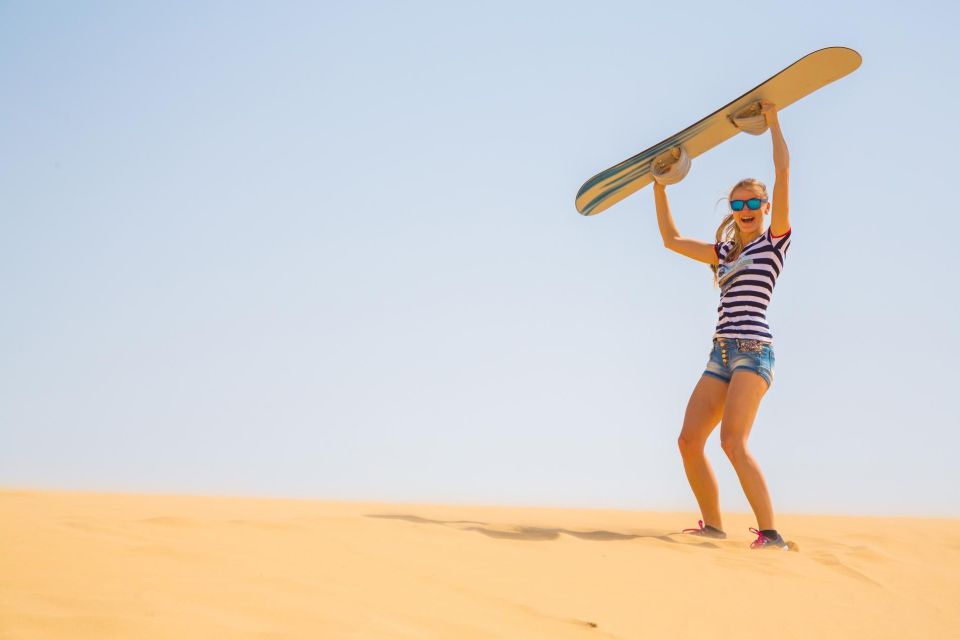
left=652, top=101, right=793, bottom=550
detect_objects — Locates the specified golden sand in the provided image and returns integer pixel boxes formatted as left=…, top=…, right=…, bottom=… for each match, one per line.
left=2, top=489, right=957, bottom=639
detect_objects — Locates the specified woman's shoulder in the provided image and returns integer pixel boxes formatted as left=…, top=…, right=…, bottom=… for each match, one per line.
left=766, top=226, right=792, bottom=241
left=716, top=238, right=735, bottom=254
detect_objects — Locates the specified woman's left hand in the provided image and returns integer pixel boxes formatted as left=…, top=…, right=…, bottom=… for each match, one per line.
left=759, top=100, right=779, bottom=124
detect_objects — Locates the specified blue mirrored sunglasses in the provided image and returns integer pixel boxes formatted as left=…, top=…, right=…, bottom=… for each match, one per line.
left=730, top=198, right=767, bottom=211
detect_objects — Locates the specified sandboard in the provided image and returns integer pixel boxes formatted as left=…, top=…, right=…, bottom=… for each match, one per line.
left=575, top=47, right=862, bottom=216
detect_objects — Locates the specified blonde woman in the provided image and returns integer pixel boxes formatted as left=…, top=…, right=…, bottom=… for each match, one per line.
left=653, top=101, right=793, bottom=550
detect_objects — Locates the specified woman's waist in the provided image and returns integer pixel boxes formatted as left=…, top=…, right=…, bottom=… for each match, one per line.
left=712, top=335, right=773, bottom=346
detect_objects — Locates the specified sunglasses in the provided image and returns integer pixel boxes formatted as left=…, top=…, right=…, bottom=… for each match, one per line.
left=730, top=198, right=767, bottom=211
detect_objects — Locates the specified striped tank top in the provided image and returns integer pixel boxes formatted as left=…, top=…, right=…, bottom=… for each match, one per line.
left=713, top=226, right=792, bottom=342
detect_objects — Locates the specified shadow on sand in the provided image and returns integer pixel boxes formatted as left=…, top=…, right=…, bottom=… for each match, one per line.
left=364, top=514, right=719, bottom=547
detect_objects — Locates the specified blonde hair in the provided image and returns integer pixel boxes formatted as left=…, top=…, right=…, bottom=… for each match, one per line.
left=710, top=178, right=768, bottom=287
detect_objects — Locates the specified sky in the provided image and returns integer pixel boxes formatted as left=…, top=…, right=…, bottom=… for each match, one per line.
left=2, top=1, right=958, bottom=518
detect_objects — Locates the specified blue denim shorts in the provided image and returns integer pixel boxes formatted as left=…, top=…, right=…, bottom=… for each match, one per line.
left=703, top=337, right=775, bottom=389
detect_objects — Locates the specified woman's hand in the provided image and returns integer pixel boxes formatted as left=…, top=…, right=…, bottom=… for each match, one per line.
left=759, top=100, right=780, bottom=126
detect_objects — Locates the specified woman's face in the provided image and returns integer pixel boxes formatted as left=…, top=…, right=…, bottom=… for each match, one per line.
left=729, top=187, right=769, bottom=235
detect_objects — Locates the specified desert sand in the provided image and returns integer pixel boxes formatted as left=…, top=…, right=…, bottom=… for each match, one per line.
left=1, top=488, right=958, bottom=639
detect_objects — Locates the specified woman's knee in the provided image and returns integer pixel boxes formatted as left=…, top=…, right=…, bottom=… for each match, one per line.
left=720, top=436, right=748, bottom=459
left=678, top=433, right=707, bottom=457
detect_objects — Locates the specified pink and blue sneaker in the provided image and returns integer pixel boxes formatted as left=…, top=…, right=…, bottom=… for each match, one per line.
left=682, top=519, right=727, bottom=539
left=749, top=527, right=793, bottom=550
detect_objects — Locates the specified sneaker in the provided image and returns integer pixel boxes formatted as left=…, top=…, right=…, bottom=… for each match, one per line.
left=749, top=527, right=790, bottom=550
left=682, top=519, right=727, bottom=539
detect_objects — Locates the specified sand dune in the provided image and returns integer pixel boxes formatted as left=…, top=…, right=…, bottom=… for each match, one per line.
left=2, top=489, right=957, bottom=639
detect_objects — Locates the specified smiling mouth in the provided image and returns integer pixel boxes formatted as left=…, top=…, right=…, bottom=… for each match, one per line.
left=741, top=216, right=756, bottom=223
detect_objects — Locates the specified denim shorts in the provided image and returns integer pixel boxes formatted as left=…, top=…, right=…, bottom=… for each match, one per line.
left=703, top=337, right=775, bottom=389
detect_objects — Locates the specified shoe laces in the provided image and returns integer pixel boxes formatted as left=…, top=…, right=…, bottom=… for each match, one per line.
left=682, top=519, right=708, bottom=534
left=748, top=527, right=772, bottom=548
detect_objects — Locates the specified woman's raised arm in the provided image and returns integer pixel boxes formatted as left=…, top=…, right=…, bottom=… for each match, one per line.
left=653, top=181, right=719, bottom=265
left=761, top=101, right=791, bottom=236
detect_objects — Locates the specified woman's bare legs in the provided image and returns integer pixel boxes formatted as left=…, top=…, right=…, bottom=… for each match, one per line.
left=720, top=370, right=775, bottom=530
left=677, top=374, right=728, bottom=530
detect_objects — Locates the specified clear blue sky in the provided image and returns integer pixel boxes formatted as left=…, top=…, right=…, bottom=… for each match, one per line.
left=2, top=1, right=958, bottom=517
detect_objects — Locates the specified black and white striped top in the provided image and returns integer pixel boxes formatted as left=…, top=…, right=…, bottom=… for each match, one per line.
left=713, top=226, right=792, bottom=342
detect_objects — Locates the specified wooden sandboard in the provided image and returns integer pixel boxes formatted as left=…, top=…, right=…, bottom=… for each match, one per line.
left=575, top=47, right=862, bottom=216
